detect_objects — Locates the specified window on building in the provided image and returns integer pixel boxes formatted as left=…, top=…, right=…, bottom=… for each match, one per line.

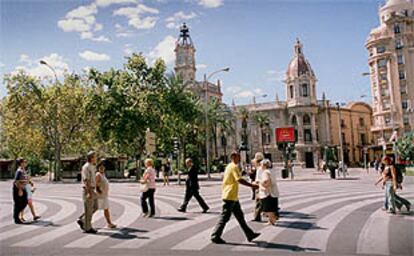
left=394, top=24, right=401, bottom=34
left=395, top=39, right=403, bottom=49
left=378, top=59, right=387, bottom=68
left=359, top=117, right=365, bottom=126
left=385, top=115, right=391, bottom=125
left=291, top=115, right=297, bottom=126
left=304, top=129, right=312, bottom=142
left=402, top=100, right=408, bottom=110
left=376, top=46, right=386, bottom=53
left=341, top=132, right=346, bottom=144
left=403, top=114, right=409, bottom=125
left=383, top=99, right=390, bottom=110
left=398, top=54, right=404, bottom=65
left=380, top=73, right=388, bottom=82
left=262, top=132, right=271, bottom=145
left=303, top=114, right=311, bottom=125
left=301, top=84, right=309, bottom=97
left=360, top=133, right=367, bottom=145
left=341, top=119, right=346, bottom=128
left=401, top=84, right=407, bottom=94
left=289, top=85, right=294, bottom=99
left=399, top=70, right=406, bottom=80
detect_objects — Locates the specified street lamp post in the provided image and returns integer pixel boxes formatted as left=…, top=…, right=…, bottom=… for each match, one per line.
left=336, top=102, right=345, bottom=178
left=40, top=60, right=60, bottom=181
left=204, top=67, right=230, bottom=179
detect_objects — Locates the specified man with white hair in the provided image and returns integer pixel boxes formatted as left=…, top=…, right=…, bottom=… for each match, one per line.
left=252, top=152, right=264, bottom=222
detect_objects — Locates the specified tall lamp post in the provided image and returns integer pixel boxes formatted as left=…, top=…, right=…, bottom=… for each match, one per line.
left=205, top=67, right=230, bottom=179
left=40, top=60, right=60, bottom=181
left=336, top=102, right=345, bottom=178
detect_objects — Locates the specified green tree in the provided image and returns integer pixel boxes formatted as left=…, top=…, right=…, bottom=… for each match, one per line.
left=254, top=113, right=270, bottom=153
left=3, top=71, right=95, bottom=180
left=396, top=132, right=414, bottom=163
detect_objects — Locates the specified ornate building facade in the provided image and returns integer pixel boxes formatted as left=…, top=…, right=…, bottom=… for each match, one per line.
left=365, top=0, right=414, bottom=150
left=225, top=41, right=373, bottom=167
left=174, top=24, right=373, bottom=167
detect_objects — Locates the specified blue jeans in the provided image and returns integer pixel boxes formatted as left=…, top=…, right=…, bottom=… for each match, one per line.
left=384, top=181, right=396, bottom=212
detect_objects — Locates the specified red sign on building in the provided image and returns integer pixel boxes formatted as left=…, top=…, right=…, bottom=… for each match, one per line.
left=275, top=127, right=295, bottom=143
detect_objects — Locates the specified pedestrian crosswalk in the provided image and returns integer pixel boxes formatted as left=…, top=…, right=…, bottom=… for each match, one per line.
left=0, top=176, right=413, bottom=256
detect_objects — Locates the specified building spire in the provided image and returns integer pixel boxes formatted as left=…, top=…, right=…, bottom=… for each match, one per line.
left=294, top=38, right=303, bottom=55
left=177, top=23, right=193, bottom=46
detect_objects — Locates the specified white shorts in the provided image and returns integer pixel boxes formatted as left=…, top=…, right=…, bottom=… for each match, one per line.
left=97, top=197, right=109, bottom=210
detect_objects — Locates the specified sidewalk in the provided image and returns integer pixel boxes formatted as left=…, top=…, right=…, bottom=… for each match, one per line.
left=30, top=167, right=372, bottom=184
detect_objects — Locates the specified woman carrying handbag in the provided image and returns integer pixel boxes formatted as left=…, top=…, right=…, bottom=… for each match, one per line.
left=140, top=158, right=156, bottom=218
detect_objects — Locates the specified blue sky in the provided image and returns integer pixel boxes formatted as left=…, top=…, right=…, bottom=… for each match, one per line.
left=0, top=0, right=385, bottom=105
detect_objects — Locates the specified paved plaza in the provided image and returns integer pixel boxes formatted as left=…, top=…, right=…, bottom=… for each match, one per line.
left=0, top=169, right=413, bottom=256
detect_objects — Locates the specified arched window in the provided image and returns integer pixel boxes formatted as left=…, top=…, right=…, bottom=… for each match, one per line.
left=303, top=114, right=311, bottom=125
left=291, top=115, right=297, bottom=126
left=301, top=84, right=309, bottom=97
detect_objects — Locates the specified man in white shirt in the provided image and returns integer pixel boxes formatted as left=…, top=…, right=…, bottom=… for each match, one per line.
left=77, top=151, right=98, bottom=233
left=252, top=152, right=264, bottom=222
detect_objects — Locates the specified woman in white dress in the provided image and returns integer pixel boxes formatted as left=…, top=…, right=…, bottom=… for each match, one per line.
left=96, top=160, right=117, bottom=228
left=258, top=159, right=279, bottom=225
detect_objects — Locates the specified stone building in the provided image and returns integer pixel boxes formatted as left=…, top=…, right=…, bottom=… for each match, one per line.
left=174, top=23, right=223, bottom=102
left=174, top=24, right=373, bottom=168
left=365, top=0, right=414, bottom=151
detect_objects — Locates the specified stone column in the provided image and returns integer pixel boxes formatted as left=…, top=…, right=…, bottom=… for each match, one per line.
left=311, top=114, right=318, bottom=144
left=297, top=113, right=304, bottom=145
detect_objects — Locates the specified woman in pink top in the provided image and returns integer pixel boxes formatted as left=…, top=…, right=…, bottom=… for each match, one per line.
left=140, top=158, right=156, bottom=217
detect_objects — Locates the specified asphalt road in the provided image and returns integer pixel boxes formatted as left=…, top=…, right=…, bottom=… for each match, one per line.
left=0, top=169, right=413, bottom=256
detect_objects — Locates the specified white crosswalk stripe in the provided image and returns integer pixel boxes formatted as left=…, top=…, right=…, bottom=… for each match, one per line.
left=1, top=177, right=412, bottom=255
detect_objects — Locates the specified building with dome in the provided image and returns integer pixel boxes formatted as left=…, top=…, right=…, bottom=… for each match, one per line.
left=220, top=40, right=374, bottom=168
left=174, top=24, right=373, bottom=168
left=365, top=0, right=414, bottom=153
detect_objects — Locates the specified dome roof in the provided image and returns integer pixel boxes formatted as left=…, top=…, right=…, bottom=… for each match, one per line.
left=383, top=0, right=411, bottom=7
left=286, top=39, right=315, bottom=79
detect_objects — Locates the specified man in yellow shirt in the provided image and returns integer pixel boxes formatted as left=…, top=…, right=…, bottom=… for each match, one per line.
left=211, top=151, right=260, bottom=244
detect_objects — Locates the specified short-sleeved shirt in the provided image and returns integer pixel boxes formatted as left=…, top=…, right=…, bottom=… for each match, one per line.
left=15, top=168, right=28, bottom=182
left=81, top=162, right=96, bottom=188
left=258, top=169, right=279, bottom=199
left=222, top=162, right=242, bottom=201
left=144, top=168, right=157, bottom=189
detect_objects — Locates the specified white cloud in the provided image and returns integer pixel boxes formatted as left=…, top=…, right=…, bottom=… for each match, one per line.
left=0, top=62, right=5, bottom=68
left=129, top=16, right=158, bottom=29
left=198, top=0, right=223, bottom=8
left=196, top=63, right=207, bottom=69
left=57, top=3, right=110, bottom=43
left=113, top=4, right=159, bottom=30
left=79, top=50, right=111, bottom=61
left=148, top=35, right=176, bottom=65
left=165, top=11, right=197, bottom=29
left=123, top=44, right=135, bottom=56
left=95, top=0, right=137, bottom=7
left=115, top=23, right=135, bottom=37
left=12, top=53, right=69, bottom=78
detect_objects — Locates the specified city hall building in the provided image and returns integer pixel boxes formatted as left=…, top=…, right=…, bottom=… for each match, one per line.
left=175, top=24, right=373, bottom=168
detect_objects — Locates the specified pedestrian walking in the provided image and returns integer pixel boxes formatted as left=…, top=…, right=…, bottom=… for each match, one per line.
left=287, top=159, right=294, bottom=180
left=77, top=151, right=98, bottom=233
left=20, top=172, right=41, bottom=222
left=13, top=158, right=29, bottom=224
left=251, top=152, right=264, bottom=222
left=140, top=158, right=156, bottom=218
left=211, top=151, right=260, bottom=244
left=163, top=160, right=170, bottom=186
left=96, top=160, right=117, bottom=229
left=375, top=156, right=398, bottom=214
left=177, top=158, right=209, bottom=213
left=258, top=159, right=279, bottom=225
left=247, top=162, right=257, bottom=200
